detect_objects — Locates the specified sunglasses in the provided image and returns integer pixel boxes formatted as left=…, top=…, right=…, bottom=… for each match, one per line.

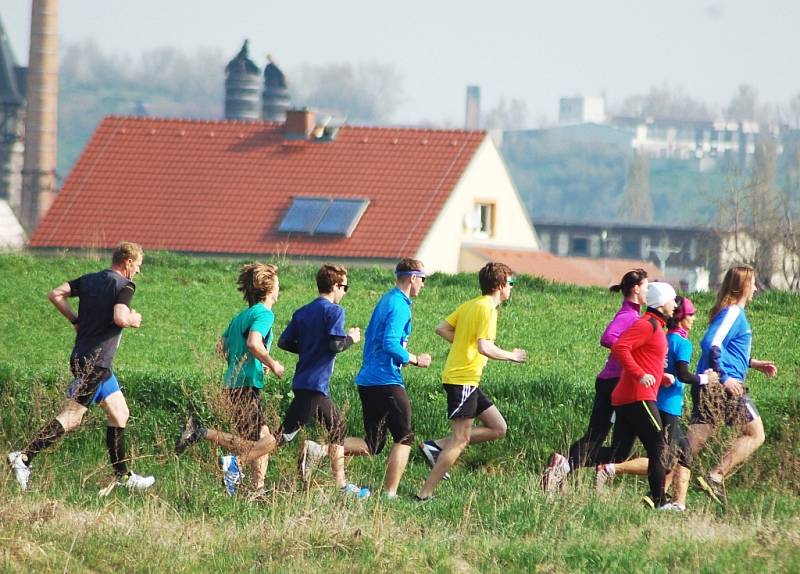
left=415, top=274, right=426, bottom=283
left=337, top=283, right=349, bottom=292
left=507, top=279, right=515, bottom=287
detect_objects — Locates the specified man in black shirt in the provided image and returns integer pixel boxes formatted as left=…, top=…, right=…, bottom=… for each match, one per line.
left=7, top=242, right=155, bottom=493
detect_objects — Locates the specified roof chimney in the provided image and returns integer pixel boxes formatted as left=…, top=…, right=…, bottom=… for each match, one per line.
left=20, top=0, right=58, bottom=232
left=284, top=108, right=315, bottom=140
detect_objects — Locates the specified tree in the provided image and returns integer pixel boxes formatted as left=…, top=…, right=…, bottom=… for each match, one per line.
left=483, top=98, right=528, bottom=130
left=615, top=84, right=712, bottom=121
left=619, top=152, right=653, bottom=223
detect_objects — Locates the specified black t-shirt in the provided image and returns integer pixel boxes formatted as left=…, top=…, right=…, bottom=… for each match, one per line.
left=68, top=269, right=135, bottom=368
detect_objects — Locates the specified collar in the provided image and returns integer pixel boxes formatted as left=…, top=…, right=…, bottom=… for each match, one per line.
left=668, top=327, right=688, bottom=338
left=391, top=287, right=412, bottom=305
left=645, top=308, right=667, bottom=326
left=621, top=299, right=641, bottom=312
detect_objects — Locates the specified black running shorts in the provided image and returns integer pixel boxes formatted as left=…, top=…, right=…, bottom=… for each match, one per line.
left=444, top=384, right=494, bottom=420
left=690, top=384, right=760, bottom=427
left=279, top=389, right=345, bottom=445
left=68, top=360, right=114, bottom=408
left=357, top=384, right=414, bottom=455
left=222, top=387, right=265, bottom=441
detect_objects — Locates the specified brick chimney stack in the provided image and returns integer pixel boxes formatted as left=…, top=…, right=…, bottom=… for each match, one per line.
left=20, top=0, right=58, bottom=232
left=284, top=108, right=315, bottom=140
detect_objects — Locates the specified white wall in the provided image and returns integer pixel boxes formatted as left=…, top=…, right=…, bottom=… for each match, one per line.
left=416, top=136, right=539, bottom=273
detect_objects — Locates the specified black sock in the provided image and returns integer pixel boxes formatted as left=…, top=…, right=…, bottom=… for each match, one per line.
left=106, top=426, right=129, bottom=477
left=23, top=419, right=66, bottom=464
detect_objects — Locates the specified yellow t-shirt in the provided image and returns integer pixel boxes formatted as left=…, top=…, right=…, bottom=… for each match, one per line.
left=442, top=295, right=498, bottom=387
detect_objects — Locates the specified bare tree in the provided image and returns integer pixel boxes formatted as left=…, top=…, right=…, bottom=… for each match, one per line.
left=483, top=98, right=528, bottom=130
left=619, top=152, right=653, bottom=223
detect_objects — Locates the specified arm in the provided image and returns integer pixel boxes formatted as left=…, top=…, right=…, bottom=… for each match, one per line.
left=610, top=320, right=650, bottom=382
left=113, top=304, right=142, bottom=328
left=247, top=330, right=284, bottom=378
left=277, top=319, right=299, bottom=354
left=382, top=309, right=411, bottom=365
left=599, top=313, right=635, bottom=349
left=329, top=327, right=361, bottom=353
left=435, top=321, right=455, bottom=343
left=749, top=358, right=777, bottom=378
left=476, top=339, right=527, bottom=363
left=49, top=282, right=78, bottom=326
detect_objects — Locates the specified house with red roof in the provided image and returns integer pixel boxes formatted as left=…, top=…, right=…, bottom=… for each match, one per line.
left=30, top=110, right=539, bottom=272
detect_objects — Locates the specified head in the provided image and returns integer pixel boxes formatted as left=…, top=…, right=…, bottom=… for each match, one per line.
left=667, top=295, right=697, bottom=331
left=111, top=241, right=144, bottom=279
left=479, top=262, right=514, bottom=301
left=316, top=264, right=349, bottom=304
left=711, top=265, right=756, bottom=319
left=395, top=258, right=426, bottom=298
left=237, top=262, right=279, bottom=307
left=609, top=268, right=649, bottom=305
left=646, top=281, right=677, bottom=318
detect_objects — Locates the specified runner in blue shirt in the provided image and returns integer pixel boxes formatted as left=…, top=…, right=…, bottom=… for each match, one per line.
left=689, top=265, right=777, bottom=505
left=277, top=264, right=369, bottom=499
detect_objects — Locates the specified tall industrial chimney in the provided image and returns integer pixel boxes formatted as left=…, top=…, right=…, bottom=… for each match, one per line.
left=465, top=85, right=480, bottom=130
left=20, top=0, right=58, bottom=232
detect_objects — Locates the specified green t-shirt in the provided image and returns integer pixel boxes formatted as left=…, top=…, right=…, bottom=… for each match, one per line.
left=222, top=303, right=275, bottom=389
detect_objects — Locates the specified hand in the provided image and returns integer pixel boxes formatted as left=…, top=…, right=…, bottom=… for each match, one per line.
left=270, top=361, right=285, bottom=379
left=415, top=353, right=432, bottom=368
left=129, top=310, right=142, bottom=328
left=639, top=374, right=656, bottom=388
left=662, top=373, right=675, bottom=387
left=723, top=378, right=744, bottom=397
left=510, top=348, right=527, bottom=363
left=751, top=359, right=777, bottom=378
left=347, top=327, right=361, bottom=344
left=704, top=368, right=720, bottom=385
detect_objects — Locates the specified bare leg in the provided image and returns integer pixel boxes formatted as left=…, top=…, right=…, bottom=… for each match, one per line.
left=688, top=423, right=715, bottom=455
left=418, top=418, right=472, bottom=499
left=429, top=406, right=507, bottom=449
left=250, top=425, right=270, bottom=489
left=343, top=437, right=370, bottom=456
left=205, top=428, right=276, bottom=463
left=329, top=443, right=346, bottom=488
left=384, top=443, right=411, bottom=494
left=674, top=465, right=691, bottom=507
left=612, top=457, right=648, bottom=476
left=713, top=418, right=765, bottom=479
left=98, top=392, right=129, bottom=428
left=55, top=399, right=89, bottom=432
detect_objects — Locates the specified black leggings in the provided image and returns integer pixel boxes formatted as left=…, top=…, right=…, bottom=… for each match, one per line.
left=567, top=377, right=619, bottom=470
left=601, top=400, right=668, bottom=506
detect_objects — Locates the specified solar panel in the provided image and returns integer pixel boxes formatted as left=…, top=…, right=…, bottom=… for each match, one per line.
left=277, top=198, right=330, bottom=233
left=314, top=199, right=369, bottom=237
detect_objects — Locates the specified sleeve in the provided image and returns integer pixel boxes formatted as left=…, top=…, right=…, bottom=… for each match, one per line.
left=445, top=305, right=460, bottom=328
left=115, top=284, right=135, bottom=307
left=708, top=307, right=739, bottom=383
left=278, top=315, right=299, bottom=354
left=477, top=306, right=497, bottom=341
left=610, top=319, right=651, bottom=381
left=249, top=307, right=274, bottom=339
left=599, top=312, right=634, bottom=349
left=382, top=304, right=411, bottom=364
left=674, top=361, right=702, bottom=385
left=327, top=305, right=347, bottom=338
left=67, top=277, right=81, bottom=297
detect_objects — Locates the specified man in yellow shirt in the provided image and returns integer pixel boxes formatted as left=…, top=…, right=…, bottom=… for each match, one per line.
left=417, top=262, right=527, bottom=501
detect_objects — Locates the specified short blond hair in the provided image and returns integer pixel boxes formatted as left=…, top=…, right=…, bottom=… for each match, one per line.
left=112, top=241, right=144, bottom=265
left=237, top=263, right=279, bottom=306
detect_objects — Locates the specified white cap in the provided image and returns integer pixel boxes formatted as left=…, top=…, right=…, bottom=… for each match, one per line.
left=646, top=281, right=676, bottom=309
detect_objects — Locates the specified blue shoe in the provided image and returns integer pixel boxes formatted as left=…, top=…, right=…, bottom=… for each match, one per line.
left=219, top=454, right=242, bottom=497
left=340, top=483, right=370, bottom=500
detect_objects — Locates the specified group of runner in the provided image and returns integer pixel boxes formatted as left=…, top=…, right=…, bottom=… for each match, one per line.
left=6, top=242, right=776, bottom=508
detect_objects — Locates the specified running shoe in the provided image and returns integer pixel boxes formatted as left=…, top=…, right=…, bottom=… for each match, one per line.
left=219, top=454, right=242, bottom=496
left=340, top=483, right=370, bottom=500
left=657, top=502, right=686, bottom=512
left=175, top=415, right=204, bottom=455
left=595, top=463, right=616, bottom=491
left=7, top=451, right=30, bottom=491
left=123, top=472, right=156, bottom=491
left=541, top=452, right=570, bottom=493
left=418, top=440, right=449, bottom=481
left=298, top=440, right=327, bottom=484
left=697, top=473, right=725, bottom=506
left=415, top=494, right=435, bottom=503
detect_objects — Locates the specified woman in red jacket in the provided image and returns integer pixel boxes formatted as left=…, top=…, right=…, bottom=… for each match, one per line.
left=604, top=281, right=677, bottom=509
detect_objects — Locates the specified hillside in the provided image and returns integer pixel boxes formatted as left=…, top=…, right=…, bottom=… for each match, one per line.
left=1, top=252, right=798, bottom=572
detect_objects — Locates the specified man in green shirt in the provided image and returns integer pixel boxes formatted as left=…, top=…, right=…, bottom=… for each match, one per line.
left=176, top=263, right=283, bottom=496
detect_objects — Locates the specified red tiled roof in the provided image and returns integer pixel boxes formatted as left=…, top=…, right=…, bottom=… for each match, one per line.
left=31, top=116, right=487, bottom=258
left=467, top=246, right=662, bottom=288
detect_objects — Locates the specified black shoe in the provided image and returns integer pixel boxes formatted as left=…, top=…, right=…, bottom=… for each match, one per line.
left=175, top=415, right=204, bottom=455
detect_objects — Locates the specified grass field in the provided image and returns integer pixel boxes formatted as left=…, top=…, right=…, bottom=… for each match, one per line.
left=1, top=252, right=798, bottom=573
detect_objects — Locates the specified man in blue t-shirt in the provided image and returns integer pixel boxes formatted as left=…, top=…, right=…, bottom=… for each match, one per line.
left=346, top=258, right=431, bottom=498
left=276, top=264, right=369, bottom=499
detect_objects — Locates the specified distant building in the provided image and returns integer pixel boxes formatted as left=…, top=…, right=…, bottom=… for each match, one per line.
left=262, top=55, right=290, bottom=122
left=30, top=110, right=539, bottom=273
left=465, top=86, right=480, bottom=130
left=559, top=96, right=606, bottom=125
left=224, top=40, right=261, bottom=121
left=533, top=219, right=720, bottom=291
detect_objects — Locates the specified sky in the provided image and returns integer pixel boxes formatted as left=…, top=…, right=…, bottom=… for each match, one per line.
left=2, top=0, right=799, bottom=126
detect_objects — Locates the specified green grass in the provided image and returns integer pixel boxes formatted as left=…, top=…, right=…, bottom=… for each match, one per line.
left=1, top=252, right=799, bottom=573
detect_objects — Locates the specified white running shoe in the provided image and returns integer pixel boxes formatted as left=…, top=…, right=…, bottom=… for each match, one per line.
left=299, top=440, right=327, bottom=484
left=657, top=502, right=686, bottom=512
left=541, top=452, right=570, bottom=494
left=418, top=440, right=450, bottom=481
left=123, top=472, right=156, bottom=491
left=7, top=451, right=30, bottom=491
left=595, top=463, right=616, bottom=491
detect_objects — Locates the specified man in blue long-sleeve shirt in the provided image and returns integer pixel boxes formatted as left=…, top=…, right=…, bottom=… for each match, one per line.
left=346, top=258, right=431, bottom=498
